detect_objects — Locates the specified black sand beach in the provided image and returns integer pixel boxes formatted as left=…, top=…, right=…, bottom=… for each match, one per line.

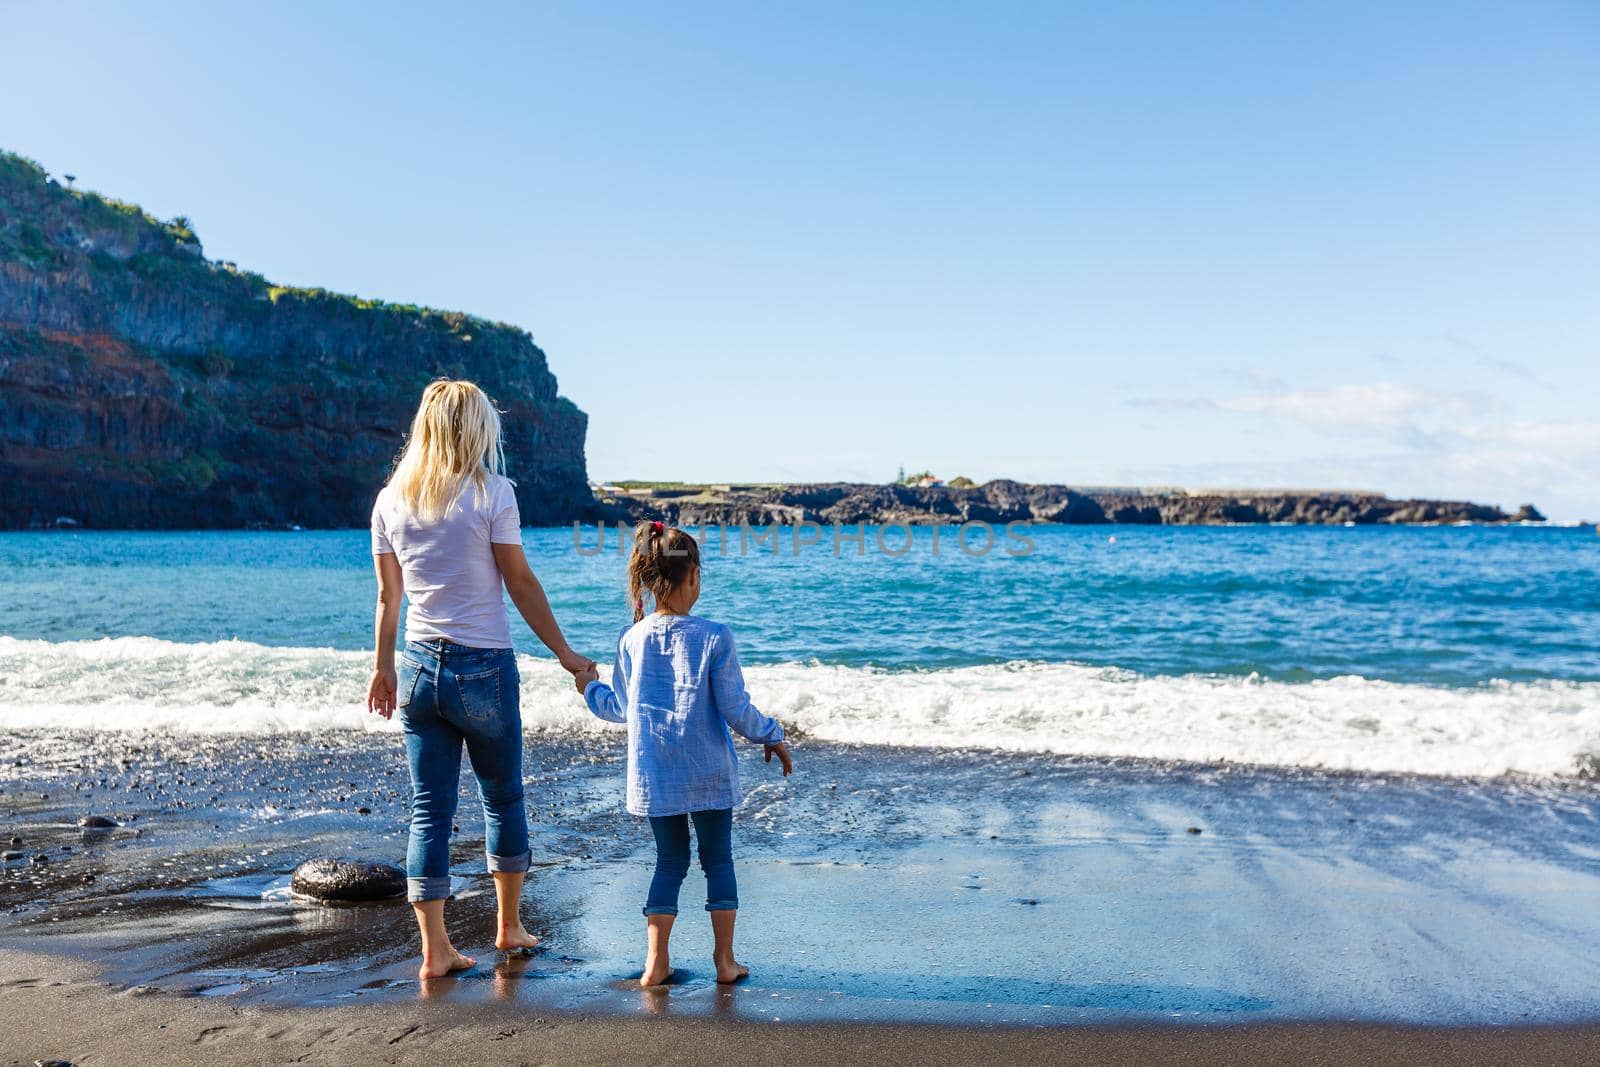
left=3, top=730, right=1600, bottom=1064
left=4, top=950, right=1600, bottom=1067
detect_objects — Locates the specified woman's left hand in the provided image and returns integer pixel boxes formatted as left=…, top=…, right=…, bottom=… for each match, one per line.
left=558, top=648, right=597, bottom=676
left=573, top=664, right=600, bottom=694
left=367, top=667, right=398, bottom=719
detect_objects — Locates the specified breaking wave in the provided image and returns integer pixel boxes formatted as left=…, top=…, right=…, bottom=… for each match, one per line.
left=1, top=636, right=1597, bottom=780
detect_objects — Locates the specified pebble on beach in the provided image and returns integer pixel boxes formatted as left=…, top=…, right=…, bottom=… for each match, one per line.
left=78, top=815, right=119, bottom=830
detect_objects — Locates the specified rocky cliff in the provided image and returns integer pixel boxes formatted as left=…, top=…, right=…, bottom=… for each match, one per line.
left=599, top=481, right=1541, bottom=527
left=0, top=150, right=591, bottom=529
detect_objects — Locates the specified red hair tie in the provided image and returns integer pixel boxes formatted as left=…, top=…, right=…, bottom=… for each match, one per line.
left=652, top=521, right=664, bottom=533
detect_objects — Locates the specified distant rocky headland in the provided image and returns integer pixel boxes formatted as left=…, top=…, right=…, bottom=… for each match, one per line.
left=595, top=481, right=1544, bottom=528
left=0, top=150, right=1545, bottom=532
left=0, top=150, right=590, bottom=530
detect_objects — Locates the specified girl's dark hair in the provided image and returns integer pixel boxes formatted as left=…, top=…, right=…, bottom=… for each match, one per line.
left=627, top=521, right=701, bottom=622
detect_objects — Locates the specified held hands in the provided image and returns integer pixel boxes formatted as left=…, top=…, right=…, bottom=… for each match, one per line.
left=558, top=647, right=597, bottom=677
left=367, top=666, right=397, bottom=720
left=764, top=742, right=794, bottom=776
left=559, top=646, right=598, bottom=695
left=573, top=664, right=600, bottom=694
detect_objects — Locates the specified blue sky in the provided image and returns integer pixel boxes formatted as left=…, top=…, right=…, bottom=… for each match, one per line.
left=3, top=2, right=1597, bottom=518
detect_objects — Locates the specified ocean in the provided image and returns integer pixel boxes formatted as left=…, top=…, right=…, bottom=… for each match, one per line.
left=3, top=524, right=1597, bottom=780
left=5, top=523, right=1600, bottom=1024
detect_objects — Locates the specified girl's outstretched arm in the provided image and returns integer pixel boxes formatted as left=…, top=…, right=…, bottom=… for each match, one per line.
left=709, top=627, right=785, bottom=744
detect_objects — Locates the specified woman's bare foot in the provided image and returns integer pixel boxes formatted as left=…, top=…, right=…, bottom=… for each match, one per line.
left=496, top=924, right=539, bottom=952
left=714, top=954, right=749, bottom=984
left=419, top=947, right=475, bottom=980
left=640, top=952, right=673, bottom=988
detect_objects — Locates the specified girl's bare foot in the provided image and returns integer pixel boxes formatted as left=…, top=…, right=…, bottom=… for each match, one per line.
left=714, top=955, right=749, bottom=984
left=419, top=948, right=475, bottom=980
left=640, top=952, right=673, bottom=988
left=496, top=924, right=539, bottom=952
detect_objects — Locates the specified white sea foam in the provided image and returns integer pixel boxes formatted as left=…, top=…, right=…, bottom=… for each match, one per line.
left=1, top=636, right=1597, bottom=780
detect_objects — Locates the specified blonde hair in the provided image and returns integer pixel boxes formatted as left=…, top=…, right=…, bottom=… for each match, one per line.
left=387, top=380, right=505, bottom=521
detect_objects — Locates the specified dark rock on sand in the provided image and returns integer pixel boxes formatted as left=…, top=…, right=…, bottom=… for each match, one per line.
left=1187, top=827, right=1203, bottom=835
left=289, top=859, right=406, bottom=903
left=77, top=815, right=118, bottom=830
left=29, top=853, right=49, bottom=865
left=9, top=835, right=20, bottom=847
left=2, top=850, right=21, bottom=861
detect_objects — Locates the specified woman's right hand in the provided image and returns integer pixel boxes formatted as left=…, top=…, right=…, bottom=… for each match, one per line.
left=367, top=666, right=398, bottom=719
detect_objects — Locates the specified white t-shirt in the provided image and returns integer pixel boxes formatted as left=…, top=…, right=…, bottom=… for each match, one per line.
left=370, top=473, right=522, bottom=648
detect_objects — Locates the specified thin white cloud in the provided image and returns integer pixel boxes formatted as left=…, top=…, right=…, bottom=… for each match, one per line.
left=1114, top=377, right=1599, bottom=519
left=1215, top=383, right=1487, bottom=437
left=1490, top=419, right=1600, bottom=453
left=1124, top=396, right=1217, bottom=412
left=1445, top=335, right=1556, bottom=391
left=1065, top=428, right=1600, bottom=520
left=1243, top=367, right=1287, bottom=392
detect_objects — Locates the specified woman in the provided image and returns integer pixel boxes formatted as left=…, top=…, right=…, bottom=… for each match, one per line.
left=365, top=379, right=592, bottom=980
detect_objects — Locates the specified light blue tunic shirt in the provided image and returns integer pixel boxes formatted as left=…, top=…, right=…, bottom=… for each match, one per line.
left=584, top=614, right=785, bottom=817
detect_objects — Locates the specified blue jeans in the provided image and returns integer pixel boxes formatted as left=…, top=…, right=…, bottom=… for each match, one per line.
left=645, top=808, right=736, bottom=916
left=397, top=640, right=529, bottom=902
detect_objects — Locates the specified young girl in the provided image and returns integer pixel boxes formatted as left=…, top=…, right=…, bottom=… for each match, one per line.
left=575, top=521, right=793, bottom=988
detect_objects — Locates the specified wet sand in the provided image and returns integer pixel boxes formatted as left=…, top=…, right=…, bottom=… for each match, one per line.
left=3, top=731, right=1600, bottom=1058
left=6, top=952, right=1600, bottom=1066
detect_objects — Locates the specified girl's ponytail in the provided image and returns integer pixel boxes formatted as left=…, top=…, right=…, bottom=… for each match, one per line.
left=626, top=520, right=699, bottom=621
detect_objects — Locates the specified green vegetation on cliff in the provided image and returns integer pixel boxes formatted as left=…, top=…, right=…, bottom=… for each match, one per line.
left=0, top=150, right=592, bottom=528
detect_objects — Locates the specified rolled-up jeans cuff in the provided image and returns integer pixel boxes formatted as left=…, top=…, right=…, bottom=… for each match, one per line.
left=643, top=905, right=679, bottom=917
left=486, top=849, right=531, bottom=874
left=407, top=875, right=452, bottom=902
left=704, top=899, right=738, bottom=912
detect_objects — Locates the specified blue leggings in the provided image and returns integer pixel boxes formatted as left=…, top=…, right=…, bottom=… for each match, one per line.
left=645, top=809, right=736, bottom=916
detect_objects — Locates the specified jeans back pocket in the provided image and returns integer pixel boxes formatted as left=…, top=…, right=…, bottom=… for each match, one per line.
left=454, top=663, right=503, bottom=723
left=397, top=657, right=425, bottom=714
